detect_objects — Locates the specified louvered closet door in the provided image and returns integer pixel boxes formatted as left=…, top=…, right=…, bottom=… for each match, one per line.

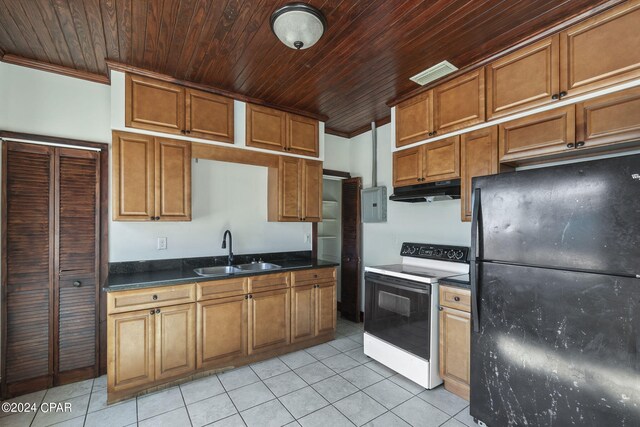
left=56, top=148, right=100, bottom=383
left=4, top=143, right=55, bottom=393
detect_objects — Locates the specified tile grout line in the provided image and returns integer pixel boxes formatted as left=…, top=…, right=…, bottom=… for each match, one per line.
left=177, top=383, right=195, bottom=427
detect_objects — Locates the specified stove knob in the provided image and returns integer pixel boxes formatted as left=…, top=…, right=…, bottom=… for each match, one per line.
left=434, top=249, right=443, bottom=257
left=447, top=251, right=455, bottom=259
left=408, top=246, right=417, bottom=255
left=455, top=250, right=464, bottom=260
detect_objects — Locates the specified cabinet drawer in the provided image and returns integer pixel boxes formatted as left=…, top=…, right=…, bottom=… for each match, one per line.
left=197, top=277, right=248, bottom=301
left=248, top=272, right=291, bottom=292
left=108, top=284, right=196, bottom=313
left=292, top=268, right=336, bottom=286
left=439, top=286, right=471, bottom=312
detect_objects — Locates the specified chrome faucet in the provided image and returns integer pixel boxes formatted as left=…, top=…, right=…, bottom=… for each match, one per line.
left=221, top=230, right=234, bottom=266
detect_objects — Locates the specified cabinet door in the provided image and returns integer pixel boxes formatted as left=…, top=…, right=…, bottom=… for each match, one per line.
left=486, top=35, right=560, bottom=119
left=393, top=147, right=422, bottom=187
left=302, top=160, right=322, bottom=222
left=185, top=89, right=234, bottom=142
left=287, top=114, right=319, bottom=157
left=499, top=105, right=575, bottom=164
left=422, top=136, right=460, bottom=183
left=434, top=69, right=485, bottom=134
left=291, top=284, right=316, bottom=343
left=112, top=132, right=155, bottom=221
left=439, top=307, right=470, bottom=400
left=576, top=86, right=640, bottom=149
left=248, top=288, right=290, bottom=354
left=108, top=310, right=155, bottom=392
left=560, top=1, right=640, bottom=97
left=155, top=138, right=191, bottom=221
left=460, top=128, right=498, bottom=221
left=246, top=104, right=286, bottom=151
left=125, top=74, right=185, bottom=134
left=197, top=296, right=247, bottom=369
left=278, top=157, right=302, bottom=221
left=316, top=282, right=336, bottom=336
left=396, top=91, right=433, bottom=147
left=155, top=304, right=195, bottom=381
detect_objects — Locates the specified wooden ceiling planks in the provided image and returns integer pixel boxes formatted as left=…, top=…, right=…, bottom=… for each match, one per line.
left=0, top=0, right=620, bottom=135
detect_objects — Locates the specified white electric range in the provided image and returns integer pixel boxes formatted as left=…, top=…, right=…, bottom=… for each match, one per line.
left=364, top=242, right=469, bottom=389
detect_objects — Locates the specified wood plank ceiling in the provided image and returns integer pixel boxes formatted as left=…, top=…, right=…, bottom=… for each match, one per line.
left=0, top=0, right=616, bottom=136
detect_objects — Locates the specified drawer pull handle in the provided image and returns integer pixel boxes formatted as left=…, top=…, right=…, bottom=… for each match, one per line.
left=73, top=281, right=81, bottom=287
left=454, top=296, right=460, bottom=302
left=152, top=295, right=158, bottom=300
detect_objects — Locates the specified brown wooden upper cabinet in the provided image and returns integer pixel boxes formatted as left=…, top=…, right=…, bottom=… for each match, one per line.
left=113, top=131, right=191, bottom=221
left=486, top=36, right=560, bottom=119
left=247, top=104, right=319, bottom=157
left=126, top=74, right=234, bottom=143
left=393, top=136, right=460, bottom=188
left=395, top=91, right=433, bottom=147
left=575, top=85, right=640, bottom=149
left=433, top=69, right=485, bottom=135
left=460, top=127, right=499, bottom=221
left=560, top=1, right=640, bottom=98
left=499, top=105, right=575, bottom=164
left=268, top=157, right=322, bottom=222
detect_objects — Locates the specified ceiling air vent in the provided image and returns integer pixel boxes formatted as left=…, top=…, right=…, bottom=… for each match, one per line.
left=409, top=61, right=458, bottom=86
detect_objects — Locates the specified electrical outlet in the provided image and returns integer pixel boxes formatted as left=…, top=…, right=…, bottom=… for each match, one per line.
left=157, top=237, right=167, bottom=250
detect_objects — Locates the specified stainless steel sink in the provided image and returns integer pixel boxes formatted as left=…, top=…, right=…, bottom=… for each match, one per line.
left=194, top=266, right=242, bottom=277
left=236, top=262, right=282, bottom=271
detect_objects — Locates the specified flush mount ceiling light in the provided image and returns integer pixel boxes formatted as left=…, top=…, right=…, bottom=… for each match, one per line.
left=270, top=3, right=327, bottom=50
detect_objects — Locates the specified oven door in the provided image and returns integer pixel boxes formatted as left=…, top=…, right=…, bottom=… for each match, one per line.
left=364, top=272, right=431, bottom=360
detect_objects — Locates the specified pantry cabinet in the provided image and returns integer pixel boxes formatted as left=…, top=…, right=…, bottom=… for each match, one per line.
left=247, top=104, right=319, bottom=157
left=125, top=74, right=234, bottom=143
left=268, top=157, right=322, bottom=222
left=439, top=285, right=471, bottom=401
left=392, top=136, right=460, bottom=188
left=112, top=132, right=191, bottom=221
left=486, top=36, right=560, bottom=119
left=460, top=127, right=499, bottom=221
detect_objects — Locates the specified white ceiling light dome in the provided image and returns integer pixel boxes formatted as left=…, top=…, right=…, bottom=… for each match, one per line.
left=270, top=3, right=327, bottom=50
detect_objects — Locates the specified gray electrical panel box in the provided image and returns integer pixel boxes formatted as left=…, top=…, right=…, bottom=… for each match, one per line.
left=361, top=186, right=387, bottom=223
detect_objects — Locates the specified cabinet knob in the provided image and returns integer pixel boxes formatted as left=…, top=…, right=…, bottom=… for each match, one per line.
left=454, top=296, right=460, bottom=302
left=245, top=295, right=249, bottom=299
left=73, top=281, right=81, bottom=287
left=150, top=309, right=155, bottom=315
left=439, top=306, right=443, bottom=311
left=552, top=93, right=559, bottom=100
left=185, top=130, right=191, bottom=134
left=155, top=309, right=160, bottom=314
left=559, top=91, right=567, bottom=99
left=432, top=131, right=437, bottom=136
left=152, top=295, right=158, bottom=300
left=576, top=141, right=585, bottom=148
left=428, top=132, right=433, bottom=137
left=150, top=216, right=155, bottom=220
left=566, top=143, right=575, bottom=148
left=249, top=294, right=253, bottom=299
left=155, top=216, right=160, bottom=221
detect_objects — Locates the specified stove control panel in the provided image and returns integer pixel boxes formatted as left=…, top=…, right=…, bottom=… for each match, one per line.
left=400, top=243, right=469, bottom=263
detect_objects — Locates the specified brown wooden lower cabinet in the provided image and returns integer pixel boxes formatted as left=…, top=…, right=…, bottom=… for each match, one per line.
left=107, top=268, right=336, bottom=402
left=439, top=285, right=471, bottom=401
left=197, top=295, right=248, bottom=368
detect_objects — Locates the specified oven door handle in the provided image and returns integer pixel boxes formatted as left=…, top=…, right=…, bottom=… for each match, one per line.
left=366, top=277, right=430, bottom=294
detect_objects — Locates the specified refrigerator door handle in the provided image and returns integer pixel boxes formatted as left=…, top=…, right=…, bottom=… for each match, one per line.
left=470, top=187, right=481, bottom=332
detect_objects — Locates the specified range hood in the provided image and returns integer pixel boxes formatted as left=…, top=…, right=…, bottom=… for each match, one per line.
left=389, top=179, right=461, bottom=203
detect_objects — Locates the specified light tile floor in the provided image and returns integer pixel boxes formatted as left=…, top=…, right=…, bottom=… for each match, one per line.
left=0, top=318, right=474, bottom=427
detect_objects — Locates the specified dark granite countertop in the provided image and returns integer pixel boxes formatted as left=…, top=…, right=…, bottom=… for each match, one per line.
left=439, top=274, right=470, bottom=289
left=104, top=251, right=339, bottom=292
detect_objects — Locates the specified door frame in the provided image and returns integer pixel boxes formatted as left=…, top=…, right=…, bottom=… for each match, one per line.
left=0, top=131, right=109, bottom=398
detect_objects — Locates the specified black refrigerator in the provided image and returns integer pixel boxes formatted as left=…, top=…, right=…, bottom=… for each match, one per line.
left=469, top=154, right=640, bottom=426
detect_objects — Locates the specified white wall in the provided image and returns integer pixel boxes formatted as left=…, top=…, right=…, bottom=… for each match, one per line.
left=348, top=124, right=471, bottom=309
left=324, top=133, right=350, bottom=172
left=0, top=62, right=111, bottom=142
left=0, top=63, right=312, bottom=263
